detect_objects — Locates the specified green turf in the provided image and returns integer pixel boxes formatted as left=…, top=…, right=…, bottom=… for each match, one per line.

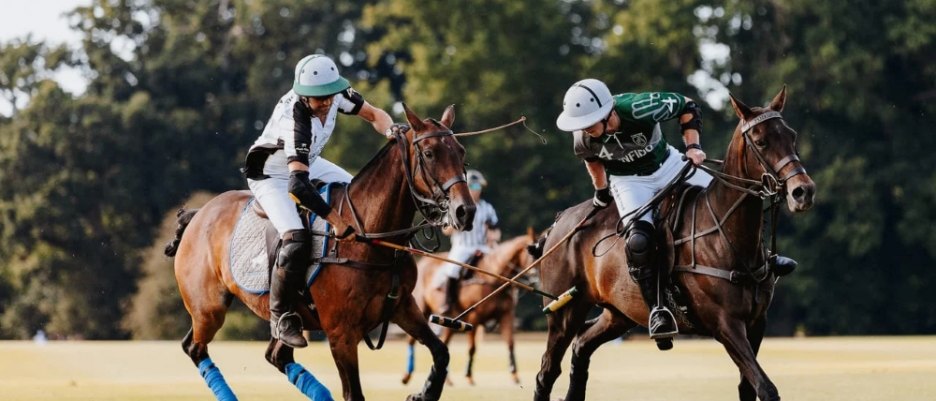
left=2, top=335, right=934, bottom=400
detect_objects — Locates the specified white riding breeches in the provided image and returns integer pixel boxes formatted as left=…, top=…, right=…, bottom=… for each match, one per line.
left=247, top=150, right=353, bottom=236
left=443, top=245, right=490, bottom=279
left=608, top=145, right=713, bottom=226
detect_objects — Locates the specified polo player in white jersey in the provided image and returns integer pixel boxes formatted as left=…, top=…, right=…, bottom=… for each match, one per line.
left=242, top=54, right=406, bottom=348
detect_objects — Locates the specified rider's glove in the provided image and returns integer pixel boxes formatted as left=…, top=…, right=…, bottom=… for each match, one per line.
left=384, top=123, right=410, bottom=138
left=593, top=187, right=612, bottom=209
left=288, top=170, right=332, bottom=217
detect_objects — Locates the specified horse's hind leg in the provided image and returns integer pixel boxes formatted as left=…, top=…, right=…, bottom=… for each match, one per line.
left=716, top=317, right=779, bottom=401
left=533, top=298, right=592, bottom=401
left=738, top=317, right=767, bottom=401
left=501, top=308, right=520, bottom=384
left=563, top=309, right=635, bottom=401
left=401, top=335, right=419, bottom=384
left=393, top=294, right=450, bottom=401
left=180, top=294, right=237, bottom=401
left=464, top=327, right=478, bottom=385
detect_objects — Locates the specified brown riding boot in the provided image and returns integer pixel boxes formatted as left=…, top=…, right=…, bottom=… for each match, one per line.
left=440, top=276, right=461, bottom=315
left=270, top=229, right=309, bottom=348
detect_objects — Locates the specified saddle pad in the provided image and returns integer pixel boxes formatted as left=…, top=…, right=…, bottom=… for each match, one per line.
left=229, top=186, right=333, bottom=294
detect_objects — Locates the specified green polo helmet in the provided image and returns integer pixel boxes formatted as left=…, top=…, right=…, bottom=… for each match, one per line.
left=293, top=55, right=350, bottom=97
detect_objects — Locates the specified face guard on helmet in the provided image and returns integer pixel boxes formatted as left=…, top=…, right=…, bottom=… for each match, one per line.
left=293, top=55, right=351, bottom=97
left=556, top=78, right=614, bottom=132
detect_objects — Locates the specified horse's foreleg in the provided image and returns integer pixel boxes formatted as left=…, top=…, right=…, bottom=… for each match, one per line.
left=394, top=295, right=449, bottom=401
left=716, top=317, right=778, bottom=401
left=738, top=317, right=767, bottom=401
left=500, top=310, right=520, bottom=384
left=402, top=335, right=418, bottom=385
left=325, top=328, right=364, bottom=401
left=265, top=338, right=333, bottom=401
left=533, top=299, right=591, bottom=401
left=464, top=328, right=477, bottom=385
left=564, top=310, right=634, bottom=401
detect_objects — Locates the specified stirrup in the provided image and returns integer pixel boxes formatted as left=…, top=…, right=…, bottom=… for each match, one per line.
left=648, top=306, right=678, bottom=340
left=273, top=311, right=308, bottom=348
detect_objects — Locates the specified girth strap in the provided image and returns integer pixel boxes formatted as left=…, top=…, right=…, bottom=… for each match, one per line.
left=363, top=268, right=401, bottom=350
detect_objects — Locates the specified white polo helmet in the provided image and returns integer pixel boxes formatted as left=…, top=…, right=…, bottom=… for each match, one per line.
left=293, top=54, right=350, bottom=97
left=556, top=78, right=614, bottom=131
left=466, top=169, right=487, bottom=187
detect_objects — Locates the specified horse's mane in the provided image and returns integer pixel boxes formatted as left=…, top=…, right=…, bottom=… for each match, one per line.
left=350, top=120, right=448, bottom=184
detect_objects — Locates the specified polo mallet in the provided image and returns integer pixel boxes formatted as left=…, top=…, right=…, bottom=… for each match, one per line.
left=366, top=239, right=560, bottom=299
left=431, top=207, right=599, bottom=331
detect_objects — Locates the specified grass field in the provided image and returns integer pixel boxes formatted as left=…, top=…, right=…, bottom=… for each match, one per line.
left=1, top=335, right=934, bottom=400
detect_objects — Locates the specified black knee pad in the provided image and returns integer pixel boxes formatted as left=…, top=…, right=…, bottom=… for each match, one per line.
left=625, top=221, right=655, bottom=274
left=277, top=229, right=311, bottom=273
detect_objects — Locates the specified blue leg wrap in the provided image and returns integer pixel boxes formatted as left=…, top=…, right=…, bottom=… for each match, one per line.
left=406, top=344, right=415, bottom=374
left=197, top=358, right=238, bottom=401
left=286, top=362, right=334, bottom=401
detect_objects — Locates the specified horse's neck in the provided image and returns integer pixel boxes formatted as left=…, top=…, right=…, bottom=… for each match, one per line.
left=479, top=238, right=524, bottom=281
left=701, top=134, right=765, bottom=262
left=342, top=142, right=416, bottom=235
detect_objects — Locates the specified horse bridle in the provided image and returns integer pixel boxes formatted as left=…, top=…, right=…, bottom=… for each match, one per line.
left=739, top=111, right=808, bottom=196
left=338, top=126, right=465, bottom=242
left=396, top=125, right=466, bottom=225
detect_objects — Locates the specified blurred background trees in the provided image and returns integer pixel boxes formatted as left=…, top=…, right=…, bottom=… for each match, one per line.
left=0, top=0, right=932, bottom=339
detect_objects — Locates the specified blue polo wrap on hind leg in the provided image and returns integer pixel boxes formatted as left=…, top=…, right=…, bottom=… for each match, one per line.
left=197, top=358, right=238, bottom=401
left=406, top=344, right=415, bottom=374
left=286, top=362, right=334, bottom=401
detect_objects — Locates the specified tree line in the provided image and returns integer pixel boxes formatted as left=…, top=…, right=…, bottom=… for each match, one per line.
left=0, top=0, right=933, bottom=339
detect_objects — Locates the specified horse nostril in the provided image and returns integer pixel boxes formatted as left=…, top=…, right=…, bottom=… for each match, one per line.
left=791, top=186, right=805, bottom=201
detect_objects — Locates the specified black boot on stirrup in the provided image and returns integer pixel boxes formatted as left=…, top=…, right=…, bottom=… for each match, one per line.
left=626, top=220, right=677, bottom=346
left=270, top=230, right=309, bottom=349
left=771, top=254, right=798, bottom=277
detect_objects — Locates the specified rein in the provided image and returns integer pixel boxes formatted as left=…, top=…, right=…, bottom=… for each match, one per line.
left=674, top=111, right=801, bottom=285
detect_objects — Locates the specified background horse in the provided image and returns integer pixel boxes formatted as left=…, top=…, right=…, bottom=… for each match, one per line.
left=533, top=87, right=816, bottom=401
left=166, top=105, right=475, bottom=401
left=402, top=231, right=537, bottom=386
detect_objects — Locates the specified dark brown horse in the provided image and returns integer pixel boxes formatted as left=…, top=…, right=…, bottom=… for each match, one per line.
left=166, top=105, right=475, bottom=401
left=533, top=87, right=816, bottom=401
left=402, top=231, right=537, bottom=386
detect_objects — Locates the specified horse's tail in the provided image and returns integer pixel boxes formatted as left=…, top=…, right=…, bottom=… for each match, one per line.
left=164, top=208, right=199, bottom=257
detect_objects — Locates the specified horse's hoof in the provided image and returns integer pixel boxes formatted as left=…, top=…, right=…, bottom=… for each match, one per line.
left=465, top=376, right=474, bottom=386
left=655, top=338, right=674, bottom=351
left=445, top=376, right=454, bottom=386
left=511, top=372, right=520, bottom=385
left=401, top=372, right=412, bottom=385
left=405, top=394, right=427, bottom=401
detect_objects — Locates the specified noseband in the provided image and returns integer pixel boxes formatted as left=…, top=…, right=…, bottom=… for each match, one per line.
left=740, top=111, right=807, bottom=195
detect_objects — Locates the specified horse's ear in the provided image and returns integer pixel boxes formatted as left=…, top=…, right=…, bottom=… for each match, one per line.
left=728, top=92, right=753, bottom=121
left=403, top=103, right=426, bottom=132
left=440, top=104, right=455, bottom=129
left=526, top=226, right=535, bottom=240
left=768, top=84, right=787, bottom=112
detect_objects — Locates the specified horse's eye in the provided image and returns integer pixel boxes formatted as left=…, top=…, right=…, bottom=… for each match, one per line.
left=755, top=139, right=767, bottom=148
left=423, top=150, right=433, bottom=159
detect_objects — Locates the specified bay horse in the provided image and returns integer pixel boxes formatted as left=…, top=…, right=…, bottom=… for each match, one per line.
left=532, top=87, right=816, bottom=401
left=401, top=231, right=537, bottom=386
left=166, top=105, right=475, bottom=401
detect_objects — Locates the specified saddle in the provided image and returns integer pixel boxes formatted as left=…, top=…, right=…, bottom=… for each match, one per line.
left=228, top=183, right=335, bottom=294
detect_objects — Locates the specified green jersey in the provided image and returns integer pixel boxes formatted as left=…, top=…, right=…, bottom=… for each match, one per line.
left=573, top=92, right=687, bottom=176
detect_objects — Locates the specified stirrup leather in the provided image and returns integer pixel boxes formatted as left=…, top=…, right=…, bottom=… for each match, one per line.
left=648, top=306, right=678, bottom=339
